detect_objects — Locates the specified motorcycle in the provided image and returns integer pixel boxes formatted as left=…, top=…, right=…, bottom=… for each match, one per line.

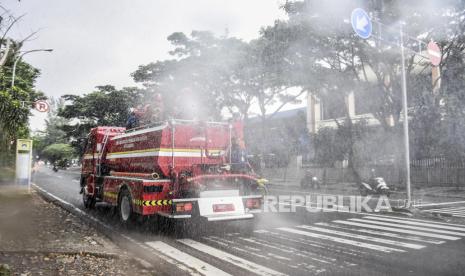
left=300, top=170, right=321, bottom=190
left=52, top=165, right=58, bottom=172
left=359, top=177, right=390, bottom=197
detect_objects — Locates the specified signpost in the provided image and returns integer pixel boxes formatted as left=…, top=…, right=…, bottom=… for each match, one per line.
left=34, top=100, right=50, bottom=112
left=16, top=139, right=33, bottom=191
left=350, top=8, right=440, bottom=207
left=427, top=41, right=441, bottom=66
left=351, top=8, right=372, bottom=39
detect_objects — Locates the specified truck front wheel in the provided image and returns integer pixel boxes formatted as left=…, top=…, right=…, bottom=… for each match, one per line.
left=118, top=189, right=134, bottom=224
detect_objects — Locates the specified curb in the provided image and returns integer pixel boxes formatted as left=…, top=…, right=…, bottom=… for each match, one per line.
left=31, top=183, right=178, bottom=276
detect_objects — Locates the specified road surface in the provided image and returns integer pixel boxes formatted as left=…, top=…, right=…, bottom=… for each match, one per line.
left=32, top=167, right=465, bottom=275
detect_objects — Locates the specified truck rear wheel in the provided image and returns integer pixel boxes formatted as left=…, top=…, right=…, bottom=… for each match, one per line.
left=118, top=189, right=134, bottom=224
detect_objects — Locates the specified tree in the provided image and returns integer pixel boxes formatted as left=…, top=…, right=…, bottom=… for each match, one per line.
left=33, top=98, right=69, bottom=159
left=58, top=85, right=143, bottom=153
left=0, top=45, right=44, bottom=165
left=255, top=0, right=465, bottom=180
left=41, top=143, right=75, bottom=165
left=132, top=31, right=253, bottom=120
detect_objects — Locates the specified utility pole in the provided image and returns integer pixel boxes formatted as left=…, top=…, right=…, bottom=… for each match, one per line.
left=351, top=8, right=437, bottom=208
left=399, top=23, right=412, bottom=207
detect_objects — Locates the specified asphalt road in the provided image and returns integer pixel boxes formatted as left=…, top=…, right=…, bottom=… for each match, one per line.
left=32, top=167, right=465, bottom=275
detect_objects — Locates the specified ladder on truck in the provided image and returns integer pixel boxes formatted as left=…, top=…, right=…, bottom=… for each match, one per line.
left=96, top=131, right=110, bottom=177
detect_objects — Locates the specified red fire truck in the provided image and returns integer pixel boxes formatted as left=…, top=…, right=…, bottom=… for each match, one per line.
left=80, top=119, right=264, bottom=225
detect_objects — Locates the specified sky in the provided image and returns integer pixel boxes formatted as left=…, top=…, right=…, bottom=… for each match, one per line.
left=3, top=0, right=288, bottom=131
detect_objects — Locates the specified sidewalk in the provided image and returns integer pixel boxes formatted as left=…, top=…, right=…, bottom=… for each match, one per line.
left=0, top=187, right=152, bottom=275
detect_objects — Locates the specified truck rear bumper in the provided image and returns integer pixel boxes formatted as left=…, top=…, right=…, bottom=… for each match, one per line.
left=203, top=213, right=254, bottom=222
left=157, top=210, right=256, bottom=221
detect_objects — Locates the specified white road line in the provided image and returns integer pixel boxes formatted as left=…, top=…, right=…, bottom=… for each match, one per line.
left=425, top=207, right=465, bottom=212
left=296, top=225, right=425, bottom=249
left=177, top=239, right=287, bottom=276
left=31, top=183, right=200, bottom=275
left=263, top=229, right=370, bottom=257
left=437, top=210, right=465, bottom=214
left=427, top=210, right=465, bottom=215
left=430, top=212, right=465, bottom=218
left=277, top=227, right=405, bottom=253
left=363, top=216, right=465, bottom=232
left=349, top=218, right=465, bottom=237
left=237, top=236, right=337, bottom=266
left=414, top=200, right=465, bottom=207
left=146, top=241, right=230, bottom=276
left=72, top=179, right=79, bottom=183
left=367, top=213, right=465, bottom=227
left=333, top=220, right=460, bottom=240
left=56, top=175, right=63, bottom=178
left=201, top=236, right=271, bottom=261
left=315, top=222, right=445, bottom=245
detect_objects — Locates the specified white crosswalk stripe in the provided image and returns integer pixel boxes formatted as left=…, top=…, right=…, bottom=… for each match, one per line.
left=296, top=225, right=425, bottom=249
left=348, top=218, right=465, bottom=237
left=424, top=206, right=465, bottom=217
left=145, top=241, right=231, bottom=276
left=367, top=213, right=465, bottom=227
left=315, top=222, right=445, bottom=244
left=333, top=219, right=461, bottom=240
left=178, top=238, right=287, bottom=276
left=363, top=216, right=465, bottom=232
left=141, top=215, right=465, bottom=276
left=278, top=227, right=406, bottom=253
left=427, top=207, right=465, bottom=212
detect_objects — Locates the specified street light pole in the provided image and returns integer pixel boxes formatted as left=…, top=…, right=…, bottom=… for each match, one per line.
left=399, top=23, right=412, bottom=208
left=11, top=48, right=53, bottom=88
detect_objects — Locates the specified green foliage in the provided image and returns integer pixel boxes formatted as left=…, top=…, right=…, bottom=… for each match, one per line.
left=32, top=98, right=69, bottom=158
left=58, top=85, right=143, bottom=153
left=41, top=143, right=75, bottom=164
left=0, top=46, right=44, bottom=165
left=132, top=31, right=252, bottom=120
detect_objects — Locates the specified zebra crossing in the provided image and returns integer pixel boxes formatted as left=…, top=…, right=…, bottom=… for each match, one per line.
left=144, top=215, right=465, bottom=275
left=423, top=206, right=465, bottom=218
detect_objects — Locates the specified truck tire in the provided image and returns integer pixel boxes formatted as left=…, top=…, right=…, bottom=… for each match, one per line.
left=118, top=188, right=134, bottom=224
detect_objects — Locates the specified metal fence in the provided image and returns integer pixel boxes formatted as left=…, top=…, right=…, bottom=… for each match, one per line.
left=302, top=157, right=465, bottom=188
left=263, top=156, right=465, bottom=188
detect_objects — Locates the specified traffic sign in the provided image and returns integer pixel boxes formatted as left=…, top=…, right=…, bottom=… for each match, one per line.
left=351, top=8, right=372, bottom=39
left=427, top=41, right=441, bottom=66
left=34, top=100, right=49, bottom=112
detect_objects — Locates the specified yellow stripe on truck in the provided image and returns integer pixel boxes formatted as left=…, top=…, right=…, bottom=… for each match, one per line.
left=106, top=148, right=224, bottom=159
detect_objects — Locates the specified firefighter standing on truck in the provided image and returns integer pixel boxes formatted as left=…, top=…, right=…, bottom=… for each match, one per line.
left=230, top=137, right=249, bottom=173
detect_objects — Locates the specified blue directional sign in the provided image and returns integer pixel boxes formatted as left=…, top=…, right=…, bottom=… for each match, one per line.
left=351, top=8, right=372, bottom=39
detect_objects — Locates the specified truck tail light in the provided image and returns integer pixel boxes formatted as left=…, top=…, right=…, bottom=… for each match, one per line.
left=245, top=198, right=261, bottom=209
left=176, top=202, right=193, bottom=213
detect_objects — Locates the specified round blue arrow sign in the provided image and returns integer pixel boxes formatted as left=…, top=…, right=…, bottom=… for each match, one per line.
left=351, top=8, right=372, bottom=39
